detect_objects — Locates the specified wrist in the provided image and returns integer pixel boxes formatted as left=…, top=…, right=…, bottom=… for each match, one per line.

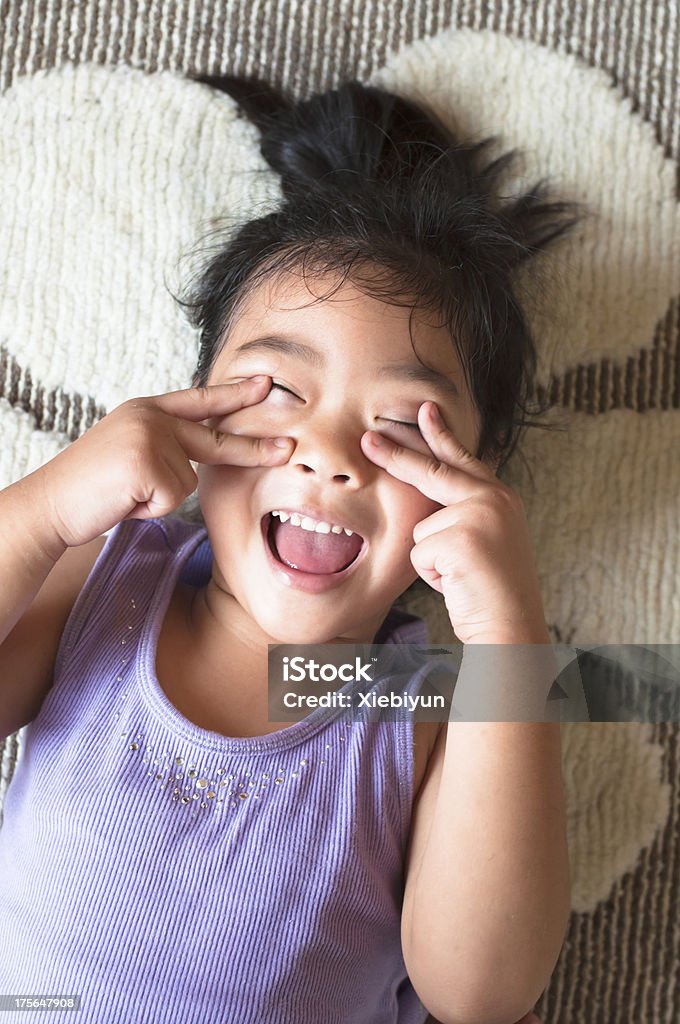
left=452, top=635, right=559, bottom=722
left=465, top=623, right=552, bottom=646
left=13, top=471, right=70, bottom=562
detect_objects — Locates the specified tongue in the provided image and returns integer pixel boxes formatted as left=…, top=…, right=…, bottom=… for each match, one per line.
left=270, top=518, right=363, bottom=575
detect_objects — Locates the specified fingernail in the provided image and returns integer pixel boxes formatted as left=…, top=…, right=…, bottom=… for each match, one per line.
left=428, top=402, right=442, bottom=422
left=270, top=437, right=292, bottom=449
left=367, top=432, right=384, bottom=447
left=251, top=375, right=267, bottom=383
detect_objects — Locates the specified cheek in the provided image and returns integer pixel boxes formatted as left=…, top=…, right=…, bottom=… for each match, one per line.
left=197, top=463, right=260, bottom=505
left=382, top=483, right=439, bottom=547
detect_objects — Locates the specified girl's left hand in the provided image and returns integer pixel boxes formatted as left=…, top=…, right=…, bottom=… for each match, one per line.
left=362, top=400, right=550, bottom=645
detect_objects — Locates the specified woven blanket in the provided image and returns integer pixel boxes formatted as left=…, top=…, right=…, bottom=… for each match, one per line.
left=1, top=3, right=679, bottom=1021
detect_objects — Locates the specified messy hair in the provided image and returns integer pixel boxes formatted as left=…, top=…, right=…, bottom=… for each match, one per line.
left=173, top=73, right=587, bottom=478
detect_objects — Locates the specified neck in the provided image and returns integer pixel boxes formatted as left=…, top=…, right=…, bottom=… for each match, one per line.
left=186, top=576, right=394, bottom=666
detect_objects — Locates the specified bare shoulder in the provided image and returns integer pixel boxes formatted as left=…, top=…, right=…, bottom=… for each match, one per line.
left=411, top=721, right=447, bottom=818
left=0, top=533, right=109, bottom=738
left=402, top=720, right=448, bottom=944
left=412, top=719, right=443, bottom=796
left=410, top=659, right=455, bottom=800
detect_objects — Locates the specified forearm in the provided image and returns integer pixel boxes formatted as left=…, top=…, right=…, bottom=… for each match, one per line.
left=406, top=640, right=571, bottom=1024
left=0, top=472, right=68, bottom=644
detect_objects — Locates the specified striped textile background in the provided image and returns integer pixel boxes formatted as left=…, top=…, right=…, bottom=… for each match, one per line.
left=0, top=2, right=679, bottom=1022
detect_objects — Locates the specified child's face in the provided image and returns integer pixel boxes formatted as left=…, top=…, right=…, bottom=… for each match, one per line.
left=197, top=269, right=482, bottom=644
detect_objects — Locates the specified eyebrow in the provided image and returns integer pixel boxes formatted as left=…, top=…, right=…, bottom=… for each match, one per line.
left=232, top=335, right=461, bottom=401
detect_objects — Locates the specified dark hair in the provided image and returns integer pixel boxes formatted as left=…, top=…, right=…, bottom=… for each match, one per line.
left=172, top=73, right=588, bottom=479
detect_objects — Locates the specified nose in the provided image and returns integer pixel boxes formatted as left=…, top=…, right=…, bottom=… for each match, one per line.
left=288, top=417, right=375, bottom=486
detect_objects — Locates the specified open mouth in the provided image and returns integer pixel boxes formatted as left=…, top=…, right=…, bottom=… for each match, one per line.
left=262, top=511, right=366, bottom=578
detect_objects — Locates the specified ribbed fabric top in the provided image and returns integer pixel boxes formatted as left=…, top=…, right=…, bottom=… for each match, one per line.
left=0, top=516, right=435, bottom=1023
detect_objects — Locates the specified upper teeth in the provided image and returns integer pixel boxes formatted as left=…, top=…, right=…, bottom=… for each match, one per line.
left=271, top=510, right=354, bottom=536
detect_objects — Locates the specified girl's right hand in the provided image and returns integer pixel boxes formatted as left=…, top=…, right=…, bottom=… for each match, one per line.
left=32, top=376, right=293, bottom=548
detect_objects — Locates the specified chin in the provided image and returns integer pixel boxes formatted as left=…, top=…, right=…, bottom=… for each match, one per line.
left=261, top=620, right=344, bottom=646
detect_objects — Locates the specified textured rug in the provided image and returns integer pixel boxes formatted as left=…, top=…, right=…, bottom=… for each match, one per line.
left=0, top=3, right=679, bottom=1022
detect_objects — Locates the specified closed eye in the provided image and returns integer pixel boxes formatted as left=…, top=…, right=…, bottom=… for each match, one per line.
left=387, top=419, right=423, bottom=435
left=270, top=382, right=298, bottom=397
left=270, top=384, right=423, bottom=436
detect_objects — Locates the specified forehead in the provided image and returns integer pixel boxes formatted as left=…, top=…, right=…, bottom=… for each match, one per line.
left=218, top=268, right=464, bottom=381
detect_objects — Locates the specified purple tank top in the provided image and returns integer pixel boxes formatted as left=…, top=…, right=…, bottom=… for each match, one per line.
left=0, top=516, right=433, bottom=1023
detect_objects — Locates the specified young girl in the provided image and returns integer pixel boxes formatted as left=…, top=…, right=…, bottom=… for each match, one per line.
left=0, top=74, right=583, bottom=1023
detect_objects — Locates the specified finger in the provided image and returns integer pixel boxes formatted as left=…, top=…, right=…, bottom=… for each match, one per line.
left=410, top=503, right=466, bottom=546
left=176, top=419, right=295, bottom=467
left=415, top=402, right=492, bottom=482
left=361, top=429, right=464, bottom=506
left=361, top=407, right=488, bottom=506
left=410, top=544, right=445, bottom=593
left=145, top=375, right=274, bottom=422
